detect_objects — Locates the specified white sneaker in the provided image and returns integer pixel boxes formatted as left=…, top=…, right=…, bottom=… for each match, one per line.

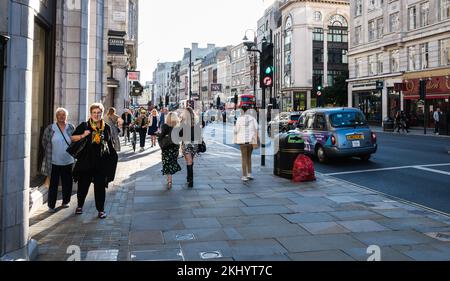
left=48, top=208, right=56, bottom=213
left=241, top=176, right=249, bottom=182
left=61, top=203, right=70, bottom=209
left=140, top=147, right=145, bottom=152
left=247, top=174, right=254, bottom=180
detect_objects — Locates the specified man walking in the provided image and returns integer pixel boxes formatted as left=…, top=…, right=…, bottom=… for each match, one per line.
left=433, top=108, right=441, bottom=135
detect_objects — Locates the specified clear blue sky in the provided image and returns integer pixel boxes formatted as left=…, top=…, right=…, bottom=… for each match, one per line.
left=137, top=0, right=274, bottom=82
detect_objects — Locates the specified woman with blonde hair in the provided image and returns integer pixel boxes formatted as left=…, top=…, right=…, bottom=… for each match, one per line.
left=179, top=107, right=202, bottom=188
left=147, top=109, right=160, bottom=147
left=71, top=103, right=118, bottom=219
left=41, top=108, right=75, bottom=212
left=158, top=111, right=182, bottom=189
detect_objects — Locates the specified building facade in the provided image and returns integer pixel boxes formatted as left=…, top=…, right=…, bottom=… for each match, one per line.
left=0, top=0, right=139, bottom=260
left=278, top=0, right=350, bottom=112
left=348, top=0, right=450, bottom=131
left=231, top=43, right=254, bottom=100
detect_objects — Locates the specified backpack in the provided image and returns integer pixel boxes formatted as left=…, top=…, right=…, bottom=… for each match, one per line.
left=292, top=155, right=316, bottom=183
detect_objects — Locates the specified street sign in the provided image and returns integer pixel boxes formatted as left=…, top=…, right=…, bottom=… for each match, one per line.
left=127, top=71, right=140, bottom=81
left=317, top=91, right=322, bottom=97
left=211, top=83, right=222, bottom=92
left=108, top=38, right=125, bottom=54
left=376, top=81, right=384, bottom=90
left=263, top=77, right=273, bottom=87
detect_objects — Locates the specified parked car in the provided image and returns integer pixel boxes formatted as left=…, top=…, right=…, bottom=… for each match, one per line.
left=297, top=108, right=378, bottom=163
left=268, top=112, right=303, bottom=136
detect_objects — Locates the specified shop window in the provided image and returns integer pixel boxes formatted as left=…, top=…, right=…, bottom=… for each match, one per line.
left=439, top=38, right=450, bottom=66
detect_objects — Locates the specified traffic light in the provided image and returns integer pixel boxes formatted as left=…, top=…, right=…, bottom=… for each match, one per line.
left=419, top=80, right=426, bottom=101
left=260, top=42, right=274, bottom=89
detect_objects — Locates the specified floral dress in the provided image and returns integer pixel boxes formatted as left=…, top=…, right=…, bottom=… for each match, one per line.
left=160, top=124, right=182, bottom=175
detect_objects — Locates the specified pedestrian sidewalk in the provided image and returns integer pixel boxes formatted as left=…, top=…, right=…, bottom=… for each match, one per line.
left=371, top=126, right=450, bottom=138
left=30, top=132, right=450, bottom=261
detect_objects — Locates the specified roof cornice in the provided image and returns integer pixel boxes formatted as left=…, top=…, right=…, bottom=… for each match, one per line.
left=281, top=0, right=350, bottom=11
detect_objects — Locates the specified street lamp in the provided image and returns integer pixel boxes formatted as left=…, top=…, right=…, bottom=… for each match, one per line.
left=242, top=30, right=268, bottom=167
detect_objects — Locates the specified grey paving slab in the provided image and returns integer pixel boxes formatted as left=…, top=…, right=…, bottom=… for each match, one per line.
left=229, top=239, right=288, bottom=257
left=129, top=230, right=164, bottom=245
left=402, top=249, right=450, bottom=261
left=286, top=204, right=335, bottom=213
left=300, top=222, right=351, bottom=235
left=200, top=199, right=247, bottom=208
left=240, top=205, right=292, bottom=215
left=277, top=234, right=367, bottom=253
left=376, top=217, right=449, bottom=231
left=217, top=215, right=291, bottom=228
left=337, top=220, right=390, bottom=233
left=281, top=213, right=336, bottom=223
left=326, top=195, right=362, bottom=204
left=234, top=224, right=309, bottom=239
left=192, top=207, right=246, bottom=217
left=288, top=250, right=355, bottom=261
left=131, top=218, right=184, bottom=231
left=328, top=210, right=385, bottom=221
left=288, top=196, right=337, bottom=206
left=234, top=254, right=291, bottom=261
left=240, top=197, right=294, bottom=207
left=352, top=230, right=437, bottom=247
left=372, top=209, right=423, bottom=219
left=182, top=217, right=222, bottom=229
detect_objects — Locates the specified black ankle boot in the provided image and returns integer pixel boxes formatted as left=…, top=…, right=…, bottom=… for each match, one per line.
left=187, top=165, right=194, bottom=188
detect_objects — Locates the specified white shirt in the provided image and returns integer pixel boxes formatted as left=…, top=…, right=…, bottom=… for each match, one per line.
left=51, top=123, right=75, bottom=166
left=433, top=111, right=440, bottom=122
left=234, top=114, right=258, bottom=144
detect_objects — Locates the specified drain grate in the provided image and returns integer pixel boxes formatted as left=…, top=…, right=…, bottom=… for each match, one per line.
left=176, top=233, right=196, bottom=241
left=200, top=251, right=223, bottom=260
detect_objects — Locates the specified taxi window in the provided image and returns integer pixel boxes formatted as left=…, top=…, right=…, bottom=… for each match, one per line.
left=330, top=112, right=368, bottom=128
left=314, top=114, right=326, bottom=131
left=305, top=114, right=315, bottom=129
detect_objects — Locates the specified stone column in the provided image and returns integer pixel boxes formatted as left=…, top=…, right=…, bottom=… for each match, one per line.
left=382, top=85, right=388, bottom=121
left=54, top=0, right=90, bottom=126
left=0, top=0, right=37, bottom=260
left=348, top=83, right=353, bottom=107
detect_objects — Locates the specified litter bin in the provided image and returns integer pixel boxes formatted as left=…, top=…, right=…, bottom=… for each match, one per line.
left=383, top=118, right=394, bottom=132
left=274, top=132, right=305, bottom=179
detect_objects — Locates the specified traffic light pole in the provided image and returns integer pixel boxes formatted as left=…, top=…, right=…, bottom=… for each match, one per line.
left=261, top=87, right=266, bottom=167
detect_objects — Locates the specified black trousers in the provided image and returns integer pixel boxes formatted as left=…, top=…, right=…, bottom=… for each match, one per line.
left=138, top=128, right=147, bottom=148
left=48, top=164, right=73, bottom=209
left=77, top=173, right=107, bottom=212
left=435, top=121, right=440, bottom=134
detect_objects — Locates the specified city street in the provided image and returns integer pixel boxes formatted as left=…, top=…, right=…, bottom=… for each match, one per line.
left=208, top=122, right=450, bottom=215
left=28, top=125, right=450, bottom=261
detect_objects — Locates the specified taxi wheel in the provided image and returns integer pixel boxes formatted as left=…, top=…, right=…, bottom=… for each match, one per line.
left=360, top=154, right=371, bottom=161
left=316, top=146, right=328, bottom=163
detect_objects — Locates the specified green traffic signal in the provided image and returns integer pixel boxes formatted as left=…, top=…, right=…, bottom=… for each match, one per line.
left=317, top=86, right=322, bottom=91
left=265, top=66, right=273, bottom=75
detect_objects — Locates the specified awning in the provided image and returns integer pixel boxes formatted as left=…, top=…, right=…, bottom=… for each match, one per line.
left=403, top=95, right=450, bottom=100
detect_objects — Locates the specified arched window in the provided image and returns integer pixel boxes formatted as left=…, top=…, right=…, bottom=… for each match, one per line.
left=329, top=14, right=348, bottom=27
left=328, top=14, right=349, bottom=42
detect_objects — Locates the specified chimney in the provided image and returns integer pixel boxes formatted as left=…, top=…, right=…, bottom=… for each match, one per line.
left=192, top=43, right=199, bottom=51
left=207, top=44, right=215, bottom=50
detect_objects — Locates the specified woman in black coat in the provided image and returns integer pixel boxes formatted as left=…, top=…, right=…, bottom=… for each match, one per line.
left=71, top=103, right=118, bottom=219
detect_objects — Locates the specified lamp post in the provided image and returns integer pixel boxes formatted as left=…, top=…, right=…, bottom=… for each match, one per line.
left=243, top=31, right=268, bottom=167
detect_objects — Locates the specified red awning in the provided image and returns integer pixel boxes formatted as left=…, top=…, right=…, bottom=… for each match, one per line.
left=403, top=95, right=450, bottom=100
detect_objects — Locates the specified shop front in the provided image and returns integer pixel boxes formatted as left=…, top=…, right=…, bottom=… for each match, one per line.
left=403, top=72, right=450, bottom=134
left=352, top=90, right=383, bottom=126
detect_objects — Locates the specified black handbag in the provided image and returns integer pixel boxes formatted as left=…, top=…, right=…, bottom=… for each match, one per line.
left=66, top=123, right=89, bottom=159
left=198, top=140, right=207, bottom=153
left=158, top=133, right=172, bottom=149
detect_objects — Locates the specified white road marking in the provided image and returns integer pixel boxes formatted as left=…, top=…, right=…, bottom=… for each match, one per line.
left=324, top=163, right=450, bottom=176
left=413, top=166, right=450, bottom=176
